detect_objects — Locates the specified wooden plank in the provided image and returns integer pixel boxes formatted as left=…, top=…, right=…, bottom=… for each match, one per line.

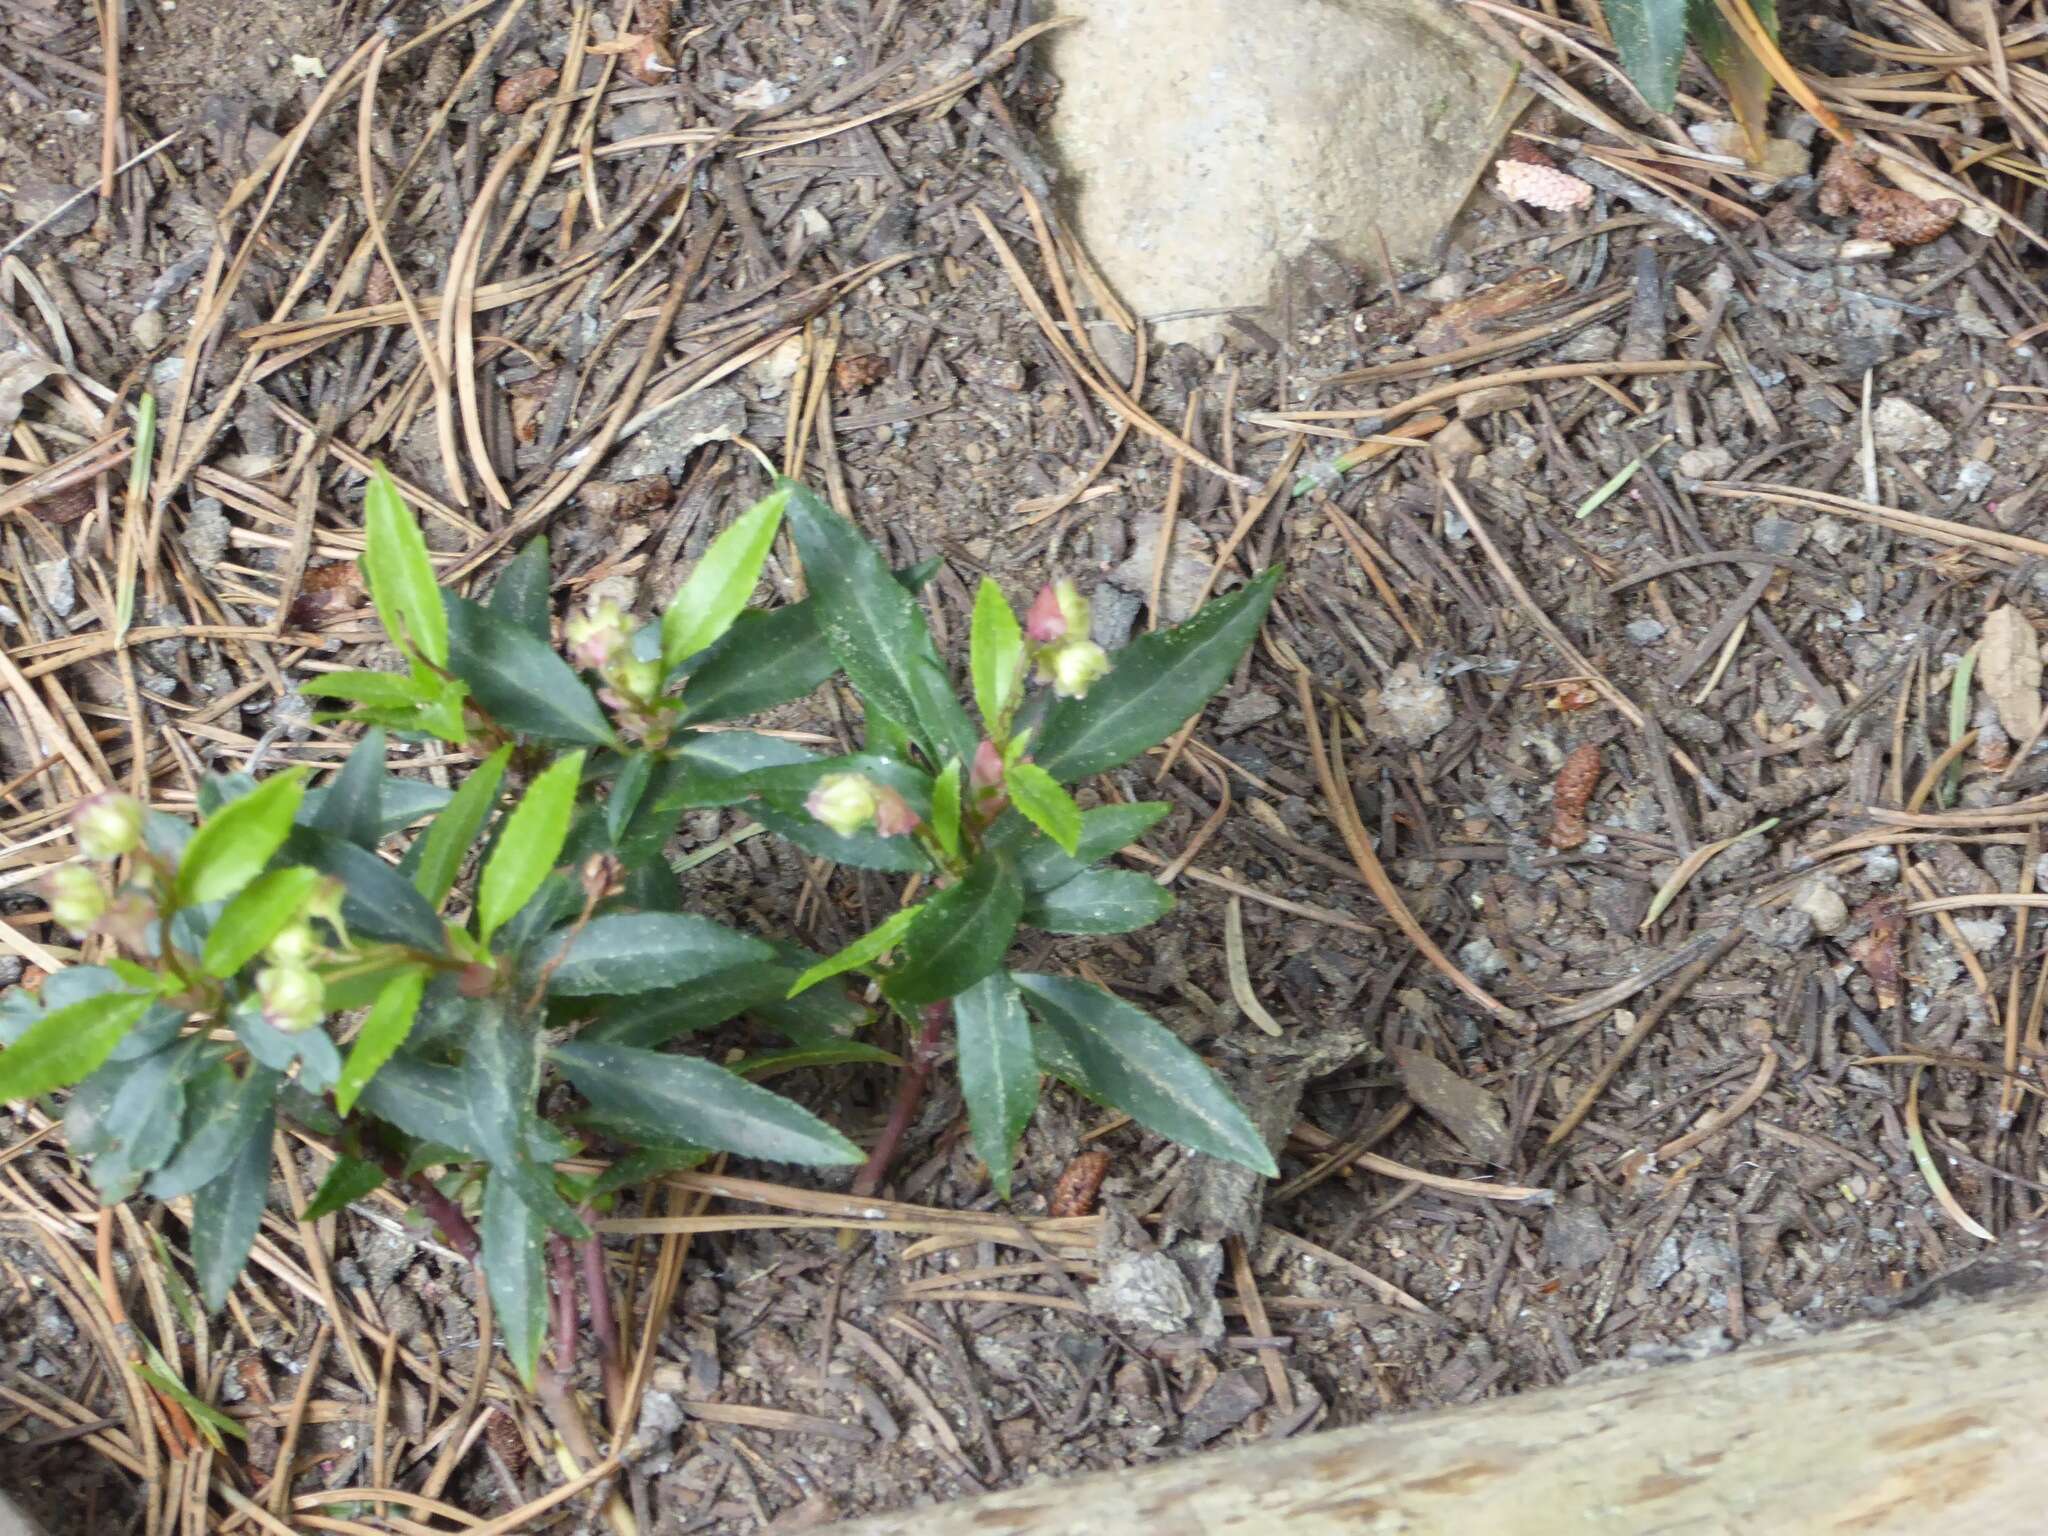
left=822, top=1280, right=2048, bottom=1534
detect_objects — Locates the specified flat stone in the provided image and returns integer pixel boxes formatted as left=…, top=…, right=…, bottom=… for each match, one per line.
left=1676, top=445, right=1734, bottom=481
left=1456, top=383, right=1532, bottom=419
left=1871, top=396, right=1952, bottom=454
left=1791, top=879, right=1848, bottom=935
left=8, top=176, right=94, bottom=240
left=1554, top=323, right=1620, bottom=362
left=607, top=385, right=746, bottom=479
left=1754, top=516, right=1807, bottom=555
left=182, top=497, right=232, bottom=567
left=1373, top=660, right=1453, bottom=744
left=1113, top=513, right=1216, bottom=624
left=1046, top=0, right=1516, bottom=342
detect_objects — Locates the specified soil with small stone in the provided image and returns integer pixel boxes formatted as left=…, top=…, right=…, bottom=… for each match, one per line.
left=6, top=1, right=2048, bottom=1532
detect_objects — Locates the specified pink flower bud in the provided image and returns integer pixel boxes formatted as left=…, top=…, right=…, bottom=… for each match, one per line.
left=565, top=599, right=629, bottom=672
left=872, top=786, right=922, bottom=838
left=97, top=891, right=158, bottom=952
left=970, top=739, right=1004, bottom=791
left=1025, top=583, right=1066, bottom=644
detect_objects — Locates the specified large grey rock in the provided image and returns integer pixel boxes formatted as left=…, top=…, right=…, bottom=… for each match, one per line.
left=1047, top=0, right=1515, bottom=341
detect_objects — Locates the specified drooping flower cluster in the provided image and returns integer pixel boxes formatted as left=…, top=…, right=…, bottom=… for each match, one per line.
left=1024, top=579, right=1111, bottom=700
left=806, top=773, right=921, bottom=839
left=566, top=598, right=666, bottom=739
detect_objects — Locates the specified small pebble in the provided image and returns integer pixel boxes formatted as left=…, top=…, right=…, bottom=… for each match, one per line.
left=1791, top=879, right=1848, bottom=935
left=1624, top=618, right=1666, bottom=646
left=1870, top=397, right=1951, bottom=454
left=1753, top=516, right=1807, bottom=556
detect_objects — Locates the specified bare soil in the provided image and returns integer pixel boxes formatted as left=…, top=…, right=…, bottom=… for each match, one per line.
left=6, top=0, right=2048, bottom=1531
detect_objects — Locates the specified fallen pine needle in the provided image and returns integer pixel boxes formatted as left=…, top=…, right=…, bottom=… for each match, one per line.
left=1224, top=896, right=1284, bottom=1036
left=1575, top=434, right=1669, bottom=518
left=1906, top=1066, right=1993, bottom=1241
left=1641, top=817, right=1779, bottom=929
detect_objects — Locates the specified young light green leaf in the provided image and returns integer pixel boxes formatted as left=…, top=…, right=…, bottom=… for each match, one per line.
left=533, top=912, right=774, bottom=996
left=445, top=595, right=613, bottom=746
left=189, top=1101, right=278, bottom=1311
left=476, top=750, right=585, bottom=943
left=202, top=866, right=324, bottom=977
left=1607, top=0, right=1691, bottom=111
left=0, top=992, right=151, bottom=1103
left=971, top=577, right=1023, bottom=731
left=134, top=1337, right=246, bottom=1450
left=335, top=969, right=428, bottom=1115
left=930, top=758, right=963, bottom=860
left=1012, top=973, right=1275, bottom=1175
left=780, top=478, right=977, bottom=766
left=1034, top=567, right=1280, bottom=783
left=482, top=1168, right=548, bottom=1387
left=662, top=487, right=787, bottom=670
left=884, top=854, right=1023, bottom=1006
left=550, top=1040, right=863, bottom=1164
left=413, top=745, right=511, bottom=907
left=299, top=670, right=430, bottom=710
left=303, top=1154, right=387, bottom=1222
left=1003, top=761, right=1082, bottom=856
left=177, top=767, right=307, bottom=904
left=1023, top=869, right=1175, bottom=934
left=954, top=971, right=1037, bottom=1198
left=987, top=800, right=1173, bottom=891
left=362, top=464, right=448, bottom=667
left=490, top=535, right=554, bottom=642
left=785, top=905, right=924, bottom=998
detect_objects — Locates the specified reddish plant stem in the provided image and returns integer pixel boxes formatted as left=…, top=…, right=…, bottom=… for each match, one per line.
left=852, top=1000, right=952, bottom=1198
left=578, top=1220, right=625, bottom=1420
left=395, top=1166, right=480, bottom=1262
left=548, top=1234, right=578, bottom=1375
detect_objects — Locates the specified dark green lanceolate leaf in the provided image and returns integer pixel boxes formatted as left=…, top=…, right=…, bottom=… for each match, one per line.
left=1003, top=761, right=1081, bottom=856
left=586, top=959, right=864, bottom=1047
left=490, top=536, right=555, bottom=642
left=283, top=827, right=446, bottom=951
left=585, top=1146, right=706, bottom=1201
left=953, top=972, right=1037, bottom=1198
left=1606, top=0, right=1691, bottom=110
left=445, top=594, right=613, bottom=747
left=740, top=748, right=938, bottom=873
left=1023, top=869, right=1175, bottom=934
left=1033, top=567, right=1281, bottom=783
left=303, top=1154, right=387, bottom=1221
left=355, top=1057, right=544, bottom=1160
left=988, top=801, right=1172, bottom=891
left=605, top=751, right=655, bottom=845
left=149, top=1061, right=282, bottom=1199
left=533, top=912, right=773, bottom=996
left=302, top=773, right=453, bottom=839
left=753, top=803, right=932, bottom=874
left=674, top=559, right=938, bottom=720
left=1689, top=0, right=1776, bottom=159
left=362, top=464, right=448, bottom=666
left=662, top=487, right=787, bottom=670
left=334, top=970, right=427, bottom=1115
left=202, top=867, right=324, bottom=978
left=780, top=478, right=976, bottom=765
left=412, top=745, right=511, bottom=907
left=189, top=1099, right=278, bottom=1310
left=884, top=855, right=1023, bottom=1006
left=491, top=872, right=581, bottom=957
left=1012, top=973, right=1275, bottom=1175
left=550, top=1040, right=862, bottom=1164
left=610, top=732, right=814, bottom=866
left=0, top=992, right=151, bottom=1103
left=786, top=906, right=924, bottom=998
left=476, top=750, right=585, bottom=943
left=463, top=1009, right=581, bottom=1231
left=177, top=768, right=307, bottom=904
left=87, top=1041, right=194, bottom=1202
left=735, top=1040, right=897, bottom=1078
left=299, top=669, right=428, bottom=712
left=143, top=809, right=194, bottom=861
left=971, top=577, right=1023, bottom=731
left=482, top=1169, right=548, bottom=1387
left=234, top=1008, right=342, bottom=1096
left=307, top=728, right=386, bottom=847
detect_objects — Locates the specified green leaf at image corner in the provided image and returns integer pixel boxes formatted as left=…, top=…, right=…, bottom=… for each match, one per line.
left=0, top=992, right=152, bottom=1103
left=413, top=745, right=512, bottom=908
left=786, top=904, right=924, bottom=998
left=662, top=487, right=787, bottom=670
left=362, top=463, right=448, bottom=667
left=883, top=854, right=1023, bottom=1006
left=954, top=971, right=1037, bottom=1198
left=476, top=750, right=585, bottom=943
left=1607, top=0, right=1691, bottom=112
left=334, top=969, right=428, bottom=1115
left=177, top=767, right=307, bottom=905
left=1004, top=761, right=1081, bottom=856
left=1012, top=972, right=1275, bottom=1176
left=1032, top=566, right=1280, bottom=784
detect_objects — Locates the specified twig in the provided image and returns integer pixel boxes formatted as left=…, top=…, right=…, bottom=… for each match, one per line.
left=852, top=1001, right=951, bottom=1198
